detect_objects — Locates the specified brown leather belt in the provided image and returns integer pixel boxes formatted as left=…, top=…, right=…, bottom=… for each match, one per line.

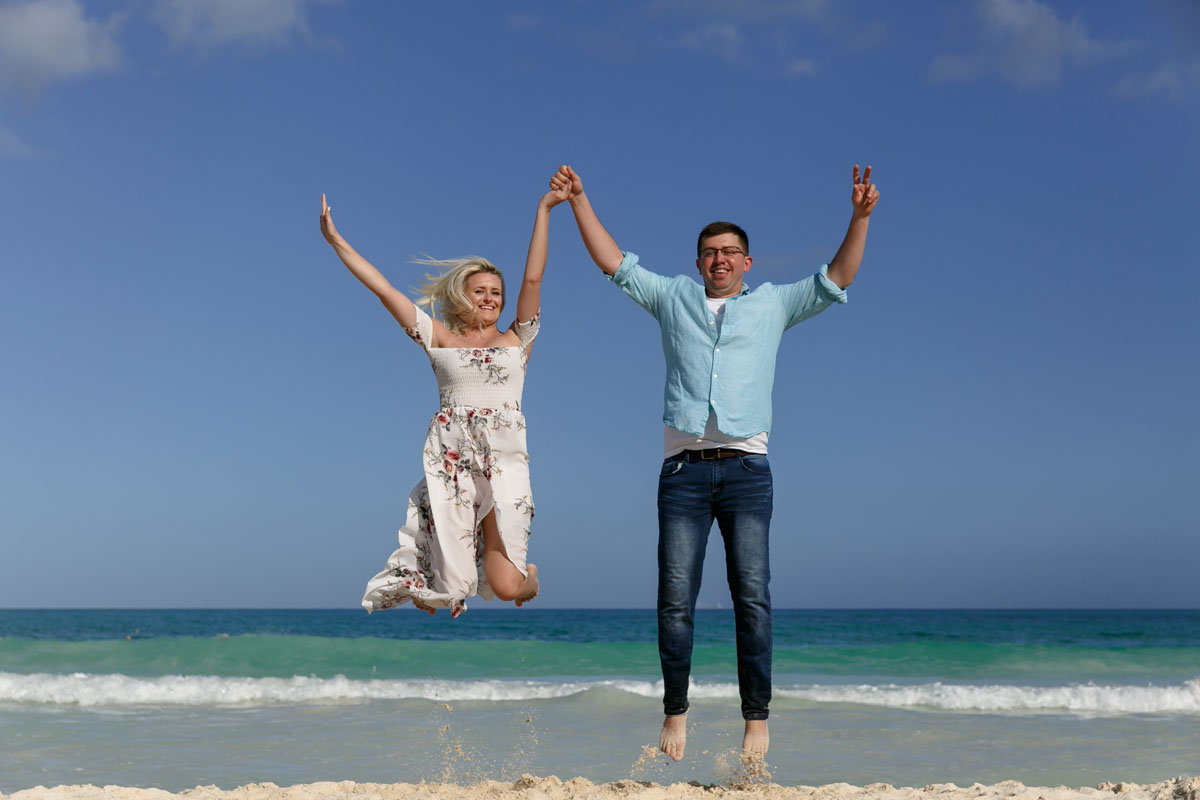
left=674, top=448, right=751, bottom=462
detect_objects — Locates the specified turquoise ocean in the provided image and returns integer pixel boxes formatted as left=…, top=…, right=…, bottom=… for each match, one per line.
left=1, top=609, right=1197, bottom=791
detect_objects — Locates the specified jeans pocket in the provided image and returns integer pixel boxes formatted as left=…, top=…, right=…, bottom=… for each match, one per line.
left=660, top=459, right=685, bottom=478
left=739, top=455, right=771, bottom=474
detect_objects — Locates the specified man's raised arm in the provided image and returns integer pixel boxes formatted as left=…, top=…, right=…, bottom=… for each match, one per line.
left=827, top=164, right=880, bottom=289
left=551, top=165, right=624, bottom=276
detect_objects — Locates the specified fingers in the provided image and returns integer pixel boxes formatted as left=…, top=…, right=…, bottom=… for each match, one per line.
left=858, top=185, right=879, bottom=211
left=851, top=165, right=878, bottom=210
left=321, top=193, right=328, bottom=214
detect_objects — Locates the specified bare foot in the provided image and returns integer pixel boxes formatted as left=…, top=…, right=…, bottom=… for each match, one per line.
left=659, top=713, right=687, bottom=762
left=515, top=564, right=539, bottom=607
left=412, top=599, right=436, bottom=615
left=742, top=719, right=769, bottom=760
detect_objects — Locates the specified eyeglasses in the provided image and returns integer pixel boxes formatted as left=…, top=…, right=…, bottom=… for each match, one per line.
left=699, top=246, right=745, bottom=261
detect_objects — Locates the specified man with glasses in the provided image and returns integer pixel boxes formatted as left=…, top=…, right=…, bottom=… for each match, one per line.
left=550, top=164, right=879, bottom=763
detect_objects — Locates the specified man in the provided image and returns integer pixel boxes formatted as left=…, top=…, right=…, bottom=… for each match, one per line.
left=551, top=164, right=879, bottom=762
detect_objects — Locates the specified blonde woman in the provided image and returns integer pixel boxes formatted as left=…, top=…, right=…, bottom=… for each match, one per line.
left=320, top=183, right=567, bottom=616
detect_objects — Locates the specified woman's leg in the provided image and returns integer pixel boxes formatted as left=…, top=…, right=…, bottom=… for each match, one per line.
left=481, top=508, right=538, bottom=604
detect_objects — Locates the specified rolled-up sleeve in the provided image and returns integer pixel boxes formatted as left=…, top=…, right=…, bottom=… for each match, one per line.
left=778, top=263, right=848, bottom=329
left=608, top=251, right=669, bottom=318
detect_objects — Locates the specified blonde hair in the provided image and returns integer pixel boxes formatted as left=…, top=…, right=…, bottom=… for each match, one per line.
left=413, top=256, right=506, bottom=335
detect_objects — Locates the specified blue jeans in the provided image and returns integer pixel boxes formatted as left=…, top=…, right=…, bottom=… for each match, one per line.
left=657, top=452, right=773, bottom=721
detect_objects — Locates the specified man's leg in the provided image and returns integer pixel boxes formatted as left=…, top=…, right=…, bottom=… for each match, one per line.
left=656, top=455, right=714, bottom=761
left=714, top=454, right=773, bottom=758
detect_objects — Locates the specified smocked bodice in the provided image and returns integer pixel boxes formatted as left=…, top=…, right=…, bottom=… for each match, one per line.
left=403, top=306, right=539, bottom=412
left=428, top=345, right=530, bottom=411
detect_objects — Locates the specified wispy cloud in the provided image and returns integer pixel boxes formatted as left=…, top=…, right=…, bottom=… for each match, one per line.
left=787, top=58, right=816, bottom=77
left=507, top=13, right=541, bottom=32
left=658, top=0, right=884, bottom=78
left=654, top=0, right=827, bottom=21
left=0, top=0, right=122, bottom=97
left=930, top=0, right=1134, bottom=87
left=679, top=23, right=745, bottom=63
left=0, top=124, right=35, bottom=157
left=152, top=0, right=328, bottom=50
left=1114, top=61, right=1200, bottom=103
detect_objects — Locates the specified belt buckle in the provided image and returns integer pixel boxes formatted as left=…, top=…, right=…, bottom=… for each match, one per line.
left=700, top=448, right=719, bottom=460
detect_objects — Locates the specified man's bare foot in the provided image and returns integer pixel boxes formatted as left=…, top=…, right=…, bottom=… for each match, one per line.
left=659, top=713, right=687, bottom=762
left=515, top=564, right=539, bottom=607
left=742, top=719, right=769, bottom=760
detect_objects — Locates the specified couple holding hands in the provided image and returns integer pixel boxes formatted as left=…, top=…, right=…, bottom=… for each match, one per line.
left=320, top=163, right=880, bottom=760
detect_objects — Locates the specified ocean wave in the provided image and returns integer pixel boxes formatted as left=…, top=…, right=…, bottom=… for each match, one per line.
left=777, top=679, right=1200, bottom=714
left=0, top=672, right=656, bottom=707
left=2, top=672, right=1198, bottom=714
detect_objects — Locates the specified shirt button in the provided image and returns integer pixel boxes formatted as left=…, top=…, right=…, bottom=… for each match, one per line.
left=713, top=373, right=718, bottom=378
left=715, top=347, right=720, bottom=352
left=708, top=321, right=714, bottom=326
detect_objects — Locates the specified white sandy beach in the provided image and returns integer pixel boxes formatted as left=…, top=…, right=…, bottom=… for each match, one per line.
left=4, top=775, right=1198, bottom=800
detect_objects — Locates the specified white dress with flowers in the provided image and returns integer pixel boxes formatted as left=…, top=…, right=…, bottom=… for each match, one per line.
left=362, top=306, right=538, bottom=617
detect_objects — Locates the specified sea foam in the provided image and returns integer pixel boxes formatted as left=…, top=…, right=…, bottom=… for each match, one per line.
left=2, top=672, right=1197, bottom=715
left=776, top=679, right=1200, bottom=714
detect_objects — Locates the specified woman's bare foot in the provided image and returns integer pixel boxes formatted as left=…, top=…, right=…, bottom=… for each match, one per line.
left=659, top=713, right=687, bottom=761
left=515, top=564, right=539, bottom=607
left=742, top=719, right=769, bottom=759
left=412, top=599, right=436, bottom=615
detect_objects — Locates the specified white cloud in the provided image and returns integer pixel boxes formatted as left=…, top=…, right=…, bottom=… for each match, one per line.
left=654, top=0, right=827, bottom=21
left=680, top=23, right=744, bottom=62
left=787, top=58, right=816, bottom=77
left=0, top=0, right=122, bottom=97
left=0, top=124, right=35, bottom=157
left=1114, top=62, right=1200, bottom=102
left=508, top=13, right=541, bottom=31
left=930, top=0, right=1133, bottom=87
left=153, top=0, right=322, bottom=49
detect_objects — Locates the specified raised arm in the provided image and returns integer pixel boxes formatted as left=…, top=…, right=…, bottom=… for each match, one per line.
left=552, top=165, right=624, bottom=276
left=320, top=194, right=421, bottom=331
left=514, top=183, right=570, bottom=324
left=826, top=165, right=880, bottom=289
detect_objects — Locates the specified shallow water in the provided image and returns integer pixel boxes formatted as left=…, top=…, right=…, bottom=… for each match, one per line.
left=2, top=609, right=1197, bottom=791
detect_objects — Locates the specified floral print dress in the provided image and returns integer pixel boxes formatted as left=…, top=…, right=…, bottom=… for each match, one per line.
left=362, top=305, right=538, bottom=617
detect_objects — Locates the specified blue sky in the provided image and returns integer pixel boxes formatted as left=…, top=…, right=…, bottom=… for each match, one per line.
left=1, top=0, right=1197, bottom=610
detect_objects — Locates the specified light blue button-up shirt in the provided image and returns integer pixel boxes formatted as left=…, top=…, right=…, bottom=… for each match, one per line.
left=609, top=251, right=848, bottom=438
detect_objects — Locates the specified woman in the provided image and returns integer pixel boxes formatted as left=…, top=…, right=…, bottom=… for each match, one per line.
left=320, top=182, right=567, bottom=616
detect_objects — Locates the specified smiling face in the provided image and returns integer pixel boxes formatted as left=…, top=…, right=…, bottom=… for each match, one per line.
left=464, top=272, right=504, bottom=328
left=696, top=232, right=752, bottom=298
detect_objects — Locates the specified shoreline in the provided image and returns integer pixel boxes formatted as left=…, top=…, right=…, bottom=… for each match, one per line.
left=4, top=776, right=1198, bottom=800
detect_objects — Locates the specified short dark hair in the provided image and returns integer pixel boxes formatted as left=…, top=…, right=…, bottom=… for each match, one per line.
left=697, top=221, right=749, bottom=257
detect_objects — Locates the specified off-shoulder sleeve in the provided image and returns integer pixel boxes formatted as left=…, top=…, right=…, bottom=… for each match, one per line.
left=405, top=305, right=434, bottom=352
left=512, top=310, right=540, bottom=349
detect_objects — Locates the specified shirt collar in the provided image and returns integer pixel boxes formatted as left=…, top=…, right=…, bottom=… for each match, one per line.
left=701, top=282, right=751, bottom=299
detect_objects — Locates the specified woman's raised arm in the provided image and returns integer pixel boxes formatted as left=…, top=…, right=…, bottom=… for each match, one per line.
left=513, top=183, right=569, bottom=325
left=320, top=194, right=423, bottom=333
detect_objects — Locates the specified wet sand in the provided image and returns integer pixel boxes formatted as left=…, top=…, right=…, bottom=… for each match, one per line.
left=4, top=775, right=1198, bottom=800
